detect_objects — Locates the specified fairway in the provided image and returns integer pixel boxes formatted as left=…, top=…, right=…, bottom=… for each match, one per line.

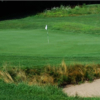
left=0, top=28, right=100, bottom=67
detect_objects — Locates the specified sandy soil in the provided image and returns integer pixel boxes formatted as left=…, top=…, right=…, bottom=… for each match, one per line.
left=63, top=79, right=100, bottom=97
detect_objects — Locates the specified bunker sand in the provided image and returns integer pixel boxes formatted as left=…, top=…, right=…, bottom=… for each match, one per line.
left=63, top=79, right=100, bottom=97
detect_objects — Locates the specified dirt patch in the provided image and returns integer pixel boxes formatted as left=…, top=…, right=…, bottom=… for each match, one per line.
left=63, top=79, right=100, bottom=97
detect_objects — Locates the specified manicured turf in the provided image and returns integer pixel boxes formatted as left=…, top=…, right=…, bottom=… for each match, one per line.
left=0, top=28, right=100, bottom=67
left=1, top=13, right=100, bottom=67
left=0, top=14, right=100, bottom=68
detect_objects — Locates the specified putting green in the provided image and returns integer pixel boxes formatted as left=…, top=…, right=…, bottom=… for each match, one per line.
left=0, top=29, right=100, bottom=67
left=0, top=29, right=100, bottom=57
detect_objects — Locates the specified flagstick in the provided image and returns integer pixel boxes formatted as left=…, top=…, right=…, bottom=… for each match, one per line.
left=45, top=25, right=49, bottom=44
left=47, top=31, right=49, bottom=43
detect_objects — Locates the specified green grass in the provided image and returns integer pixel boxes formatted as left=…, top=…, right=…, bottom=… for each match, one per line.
left=0, top=29, right=100, bottom=68
left=36, top=4, right=100, bottom=17
left=0, top=80, right=67, bottom=100
left=0, top=13, right=100, bottom=67
left=0, top=79, right=100, bottom=100
left=1, top=4, right=100, bottom=99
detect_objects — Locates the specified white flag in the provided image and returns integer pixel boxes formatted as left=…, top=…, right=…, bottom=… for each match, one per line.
left=45, top=25, right=47, bottom=30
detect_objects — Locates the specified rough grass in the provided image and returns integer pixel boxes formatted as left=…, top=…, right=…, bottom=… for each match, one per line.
left=52, top=22, right=100, bottom=34
left=1, top=79, right=100, bottom=100
left=1, top=62, right=100, bottom=99
left=0, top=80, right=68, bottom=100
left=1, top=61, right=100, bottom=87
left=36, top=4, right=100, bottom=17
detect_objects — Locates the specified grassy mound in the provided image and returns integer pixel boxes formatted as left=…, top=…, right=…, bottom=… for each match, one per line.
left=36, top=4, right=100, bottom=17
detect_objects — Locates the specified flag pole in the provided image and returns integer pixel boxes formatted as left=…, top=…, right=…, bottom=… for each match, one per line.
left=45, top=25, right=49, bottom=44
left=47, top=31, right=49, bottom=43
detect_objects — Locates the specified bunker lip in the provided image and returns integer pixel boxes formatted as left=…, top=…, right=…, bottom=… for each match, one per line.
left=63, top=78, right=100, bottom=97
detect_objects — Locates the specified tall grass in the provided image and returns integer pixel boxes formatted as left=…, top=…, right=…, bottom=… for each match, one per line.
left=1, top=61, right=100, bottom=87
left=36, top=4, right=100, bottom=17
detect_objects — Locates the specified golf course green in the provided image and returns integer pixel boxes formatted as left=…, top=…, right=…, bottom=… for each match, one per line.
left=0, top=4, right=100, bottom=100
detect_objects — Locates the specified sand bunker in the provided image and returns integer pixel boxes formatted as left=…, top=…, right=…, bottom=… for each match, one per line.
left=63, top=79, right=100, bottom=97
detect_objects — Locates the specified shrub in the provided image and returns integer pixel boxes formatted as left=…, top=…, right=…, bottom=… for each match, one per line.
left=74, top=5, right=80, bottom=10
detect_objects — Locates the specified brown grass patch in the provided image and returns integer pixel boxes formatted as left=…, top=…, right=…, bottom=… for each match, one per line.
left=0, top=62, right=100, bottom=87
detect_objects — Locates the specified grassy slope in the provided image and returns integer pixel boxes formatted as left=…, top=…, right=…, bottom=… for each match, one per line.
left=0, top=14, right=100, bottom=67
left=37, top=4, right=100, bottom=17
